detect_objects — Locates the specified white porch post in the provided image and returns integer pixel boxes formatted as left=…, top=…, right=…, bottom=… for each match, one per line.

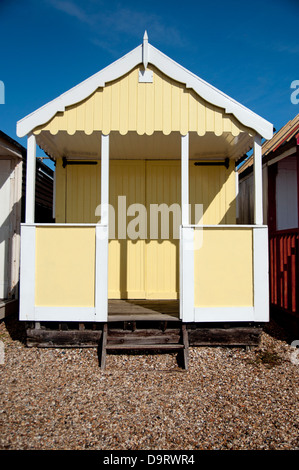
left=180, top=133, right=194, bottom=322
left=181, top=133, right=189, bottom=226
left=101, top=134, right=110, bottom=225
left=25, top=133, right=36, bottom=224
left=253, top=134, right=263, bottom=225
left=19, top=133, right=37, bottom=321
left=95, top=133, right=110, bottom=322
left=253, top=134, right=269, bottom=321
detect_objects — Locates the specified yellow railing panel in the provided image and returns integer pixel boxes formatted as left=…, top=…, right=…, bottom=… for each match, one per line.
left=35, top=226, right=96, bottom=307
left=194, top=228, right=253, bottom=307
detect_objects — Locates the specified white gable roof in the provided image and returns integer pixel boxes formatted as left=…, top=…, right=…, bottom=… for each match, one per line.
left=16, top=36, right=273, bottom=140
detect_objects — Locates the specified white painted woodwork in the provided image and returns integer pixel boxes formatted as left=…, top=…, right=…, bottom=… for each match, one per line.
left=98, top=134, right=109, bottom=321
left=181, top=133, right=189, bottom=226
left=101, top=134, right=109, bottom=226
left=194, top=307, right=255, bottom=322
left=52, top=168, right=56, bottom=220
left=142, top=30, right=149, bottom=69
left=253, top=226, right=269, bottom=322
left=180, top=226, right=194, bottom=322
left=19, top=225, right=36, bottom=320
left=138, top=70, right=153, bottom=83
left=95, top=224, right=108, bottom=321
left=253, top=134, right=263, bottom=225
left=34, top=307, right=96, bottom=322
left=25, top=134, right=36, bottom=224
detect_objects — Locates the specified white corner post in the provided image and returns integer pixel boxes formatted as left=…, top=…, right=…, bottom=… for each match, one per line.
left=253, top=134, right=263, bottom=225
left=181, top=133, right=190, bottom=226
left=253, top=133, right=269, bottom=321
left=25, top=133, right=36, bottom=224
left=95, top=133, right=110, bottom=322
left=180, top=133, right=194, bottom=322
left=19, top=132, right=37, bottom=320
left=101, top=133, right=110, bottom=226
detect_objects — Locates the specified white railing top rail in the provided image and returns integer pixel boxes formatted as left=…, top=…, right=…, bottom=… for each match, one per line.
left=182, top=224, right=268, bottom=229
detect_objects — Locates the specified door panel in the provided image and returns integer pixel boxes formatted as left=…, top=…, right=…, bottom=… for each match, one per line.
left=108, top=161, right=146, bottom=298
left=145, top=161, right=180, bottom=299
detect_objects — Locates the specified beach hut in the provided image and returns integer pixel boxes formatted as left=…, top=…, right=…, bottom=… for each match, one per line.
left=0, top=130, right=54, bottom=320
left=16, top=34, right=273, bottom=367
left=238, top=114, right=299, bottom=336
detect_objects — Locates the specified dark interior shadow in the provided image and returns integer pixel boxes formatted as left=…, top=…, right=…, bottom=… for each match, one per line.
left=2, top=302, right=27, bottom=345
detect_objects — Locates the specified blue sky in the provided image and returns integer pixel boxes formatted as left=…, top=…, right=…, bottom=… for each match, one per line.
left=0, top=0, right=298, bottom=169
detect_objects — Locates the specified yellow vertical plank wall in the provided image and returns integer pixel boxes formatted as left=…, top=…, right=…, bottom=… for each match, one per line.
left=55, top=158, right=66, bottom=223
left=33, top=66, right=252, bottom=138
left=146, top=161, right=180, bottom=299
left=189, top=159, right=236, bottom=225
left=108, top=161, right=146, bottom=298
left=66, top=163, right=101, bottom=223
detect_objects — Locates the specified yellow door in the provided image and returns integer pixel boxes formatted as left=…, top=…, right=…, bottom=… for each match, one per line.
left=145, top=161, right=180, bottom=299
left=108, top=161, right=146, bottom=299
left=108, top=160, right=180, bottom=300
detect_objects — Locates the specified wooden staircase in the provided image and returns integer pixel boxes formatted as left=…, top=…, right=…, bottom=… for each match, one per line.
left=99, top=321, right=189, bottom=370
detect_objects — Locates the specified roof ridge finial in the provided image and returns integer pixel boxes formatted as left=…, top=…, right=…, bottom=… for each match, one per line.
left=143, top=30, right=148, bottom=69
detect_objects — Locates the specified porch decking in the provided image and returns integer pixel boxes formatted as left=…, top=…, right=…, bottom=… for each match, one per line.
left=108, top=300, right=180, bottom=322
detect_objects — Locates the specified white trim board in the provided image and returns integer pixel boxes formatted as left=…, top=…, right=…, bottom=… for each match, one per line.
left=253, top=226, right=269, bottom=322
left=17, top=40, right=273, bottom=140
left=19, top=225, right=36, bottom=321
left=185, top=224, right=267, bottom=228
left=34, top=307, right=96, bottom=322
left=194, top=307, right=255, bottom=323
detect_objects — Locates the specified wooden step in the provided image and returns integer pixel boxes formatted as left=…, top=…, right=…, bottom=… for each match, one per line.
left=106, top=343, right=185, bottom=350
left=107, top=329, right=181, bottom=346
left=98, top=322, right=189, bottom=370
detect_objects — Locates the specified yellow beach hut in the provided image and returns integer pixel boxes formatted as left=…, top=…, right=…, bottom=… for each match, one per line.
left=16, top=33, right=273, bottom=367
